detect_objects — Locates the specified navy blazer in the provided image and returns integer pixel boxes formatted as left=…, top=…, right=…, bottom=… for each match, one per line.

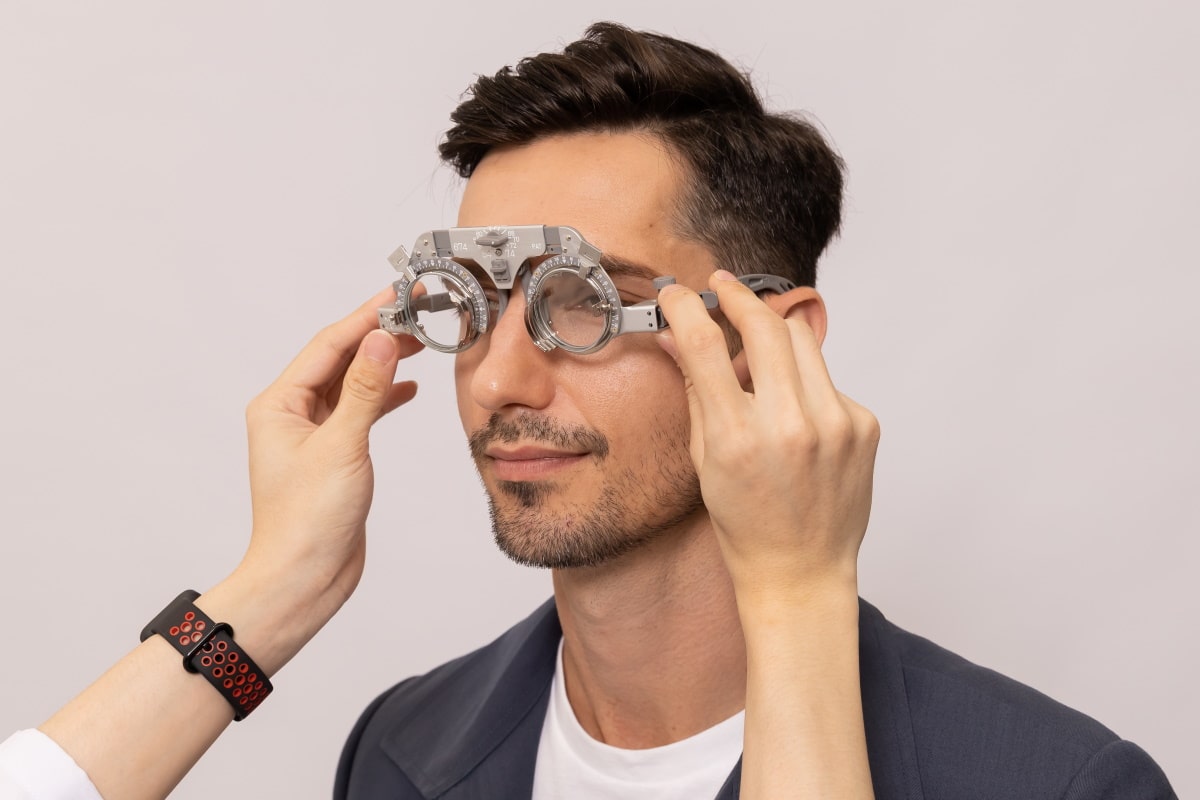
left=334, top=598, right=1175, bottom=799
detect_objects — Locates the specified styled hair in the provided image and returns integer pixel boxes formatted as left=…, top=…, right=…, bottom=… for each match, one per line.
left=440, top=22, right=845, bottom=287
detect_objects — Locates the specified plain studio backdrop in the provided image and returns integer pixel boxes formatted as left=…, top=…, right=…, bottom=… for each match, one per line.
left=1, top=1, right=1195, bottom=797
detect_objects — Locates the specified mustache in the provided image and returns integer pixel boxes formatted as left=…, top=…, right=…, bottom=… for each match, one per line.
left=468, top=413, right=610, bottom=460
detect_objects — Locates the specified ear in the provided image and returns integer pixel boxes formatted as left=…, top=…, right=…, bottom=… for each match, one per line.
left=764, top=286, right=828, bottom=346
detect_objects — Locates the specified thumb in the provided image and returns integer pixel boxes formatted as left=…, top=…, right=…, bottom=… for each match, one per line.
left=328, top=329, right=400, bottom=434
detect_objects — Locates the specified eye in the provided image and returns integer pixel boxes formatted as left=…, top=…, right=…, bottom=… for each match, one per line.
left=458, top=260, right=502, bottom=310
left=544, top=282, right=597, bottom=309
left=611, top=280, right=654, bottom=306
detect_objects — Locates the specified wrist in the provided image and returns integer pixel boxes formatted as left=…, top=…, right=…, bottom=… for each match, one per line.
left=141, top=591, right=273, bottom=719
left=194, top=563, right=348, bottom=677
left=734, top=570, right=860, bottom=642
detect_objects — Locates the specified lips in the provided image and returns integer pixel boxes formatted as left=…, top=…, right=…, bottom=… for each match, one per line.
left=484, top=445, right=590, bottom=481
left=467, top=413, right=611, bottom=463
left=486, top=445, right=588, bottom=461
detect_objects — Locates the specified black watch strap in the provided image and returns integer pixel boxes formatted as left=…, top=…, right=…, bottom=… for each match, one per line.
left=141, top=590, right=273, bottom=720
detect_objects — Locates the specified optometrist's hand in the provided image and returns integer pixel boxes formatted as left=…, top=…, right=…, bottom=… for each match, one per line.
left=238, top=286, right=423, bottom=652
left=655, top=270, right=878, bottom=597
left=655, top=269, right=879, bottom=800
left=38, top=288, right=423, bottom=800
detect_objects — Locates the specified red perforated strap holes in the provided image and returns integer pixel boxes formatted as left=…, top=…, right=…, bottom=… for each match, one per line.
left=140, top=590, right=273, bottom=721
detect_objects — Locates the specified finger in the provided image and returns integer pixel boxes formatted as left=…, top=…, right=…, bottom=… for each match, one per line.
left=275, top=286, right=408, bottom=395
left=328, top=371, right=420, bottom=423
left=324, top=329, right=402, bottom=436
left=322, top=334, right=423, bottom=423
left=381, top=380, right=419, bottom=416
left=705, top=272, right=804, bottom=404
left=729, top=349, right=752, bottom=390
left=654, top=329, right=710, bottom=467
left=782, top=309, right=841, bottom=411
left=655, top=283, right=747, bottom=423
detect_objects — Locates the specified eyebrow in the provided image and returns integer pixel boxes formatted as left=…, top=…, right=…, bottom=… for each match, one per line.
left=598, top=253, right=661, bottom=282
left=459, top=251, right=662, bottom=286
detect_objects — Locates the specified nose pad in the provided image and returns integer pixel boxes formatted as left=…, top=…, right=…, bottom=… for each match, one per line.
left=494, top=288, right=509, bottom=322
left=483, top=263, right=531, bottom=332
left=485, top=286, right=531, bottom=343
left=485, top=276, right=542, bottom=348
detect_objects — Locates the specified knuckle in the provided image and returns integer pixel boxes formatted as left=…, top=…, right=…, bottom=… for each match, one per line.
left=709, top=433, right=756, bottom=469
left=315, top=319, right=341, bottom=342
left=822, top=409, right=855, bottom=441
left=681, top=323, right=727, bottom=353
left=308, top=323, right=346, bottom=361
left=860, top=409, right=882, bottom=444
left=746, top=313, right=788, bottom=338
left=777, top=416, right=818, bottom=451
left=341, top=366, right=381, bottom=401
left=840, top=395, right=882, bottom=443
left=245, top=395, right=266, bottom=422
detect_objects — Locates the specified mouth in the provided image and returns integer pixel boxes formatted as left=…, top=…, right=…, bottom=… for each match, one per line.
left=484, top=445, right=591, bottom=481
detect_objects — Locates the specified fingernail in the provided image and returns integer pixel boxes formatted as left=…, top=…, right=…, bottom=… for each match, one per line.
left=364, top=330, right=396, bottom=363
left=658, top=283, right=683, bottom=296
left=714, top=269, right=738, bottom=281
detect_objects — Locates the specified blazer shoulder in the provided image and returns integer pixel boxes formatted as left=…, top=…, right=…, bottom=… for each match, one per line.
left=863, top=604, right=1173, bottom=798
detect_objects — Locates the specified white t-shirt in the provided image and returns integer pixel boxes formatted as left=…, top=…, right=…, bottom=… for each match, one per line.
left=531, top=641, right=744, bottom=800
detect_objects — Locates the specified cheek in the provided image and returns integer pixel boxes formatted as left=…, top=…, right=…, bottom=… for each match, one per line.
left=453, top=351, right=480, bottom=433
left=567, top=343, right=689, bottom=435
left=451, top=334, right=689, bottom=437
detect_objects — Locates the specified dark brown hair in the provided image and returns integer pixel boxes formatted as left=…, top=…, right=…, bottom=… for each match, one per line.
left=440, top=22, right=845, bottom=287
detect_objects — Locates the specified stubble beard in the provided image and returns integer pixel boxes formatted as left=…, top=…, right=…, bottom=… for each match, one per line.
left=468, top=412, right=703, bottom=569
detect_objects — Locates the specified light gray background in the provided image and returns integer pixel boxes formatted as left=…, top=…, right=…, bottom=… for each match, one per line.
left=1, top=1, right=1195, bottom=797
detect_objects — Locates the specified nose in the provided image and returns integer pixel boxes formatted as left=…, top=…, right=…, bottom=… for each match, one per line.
left=459, top=288, right=557, bottom=413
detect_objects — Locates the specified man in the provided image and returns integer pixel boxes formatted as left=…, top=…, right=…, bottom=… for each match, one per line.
left=332, top=24, right=1175, bottom=799
left=0, top=22, right=1176, bottom=800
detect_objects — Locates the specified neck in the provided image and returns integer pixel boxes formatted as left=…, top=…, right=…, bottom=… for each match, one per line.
left=552, top=511, right=746, bottom=749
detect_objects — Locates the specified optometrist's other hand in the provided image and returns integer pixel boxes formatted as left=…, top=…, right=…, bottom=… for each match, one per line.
left=655, top=270, right=878, bottom=599
left=656, top=269, right=879, bottom=800
left=235, top=287, right=423, bottom=656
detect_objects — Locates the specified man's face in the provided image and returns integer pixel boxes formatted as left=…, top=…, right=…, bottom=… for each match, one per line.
left=454, top=131, right=717, bottom=568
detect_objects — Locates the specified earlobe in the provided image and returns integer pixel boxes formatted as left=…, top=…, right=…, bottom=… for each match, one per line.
left=772, top=287, right=828, bottom=346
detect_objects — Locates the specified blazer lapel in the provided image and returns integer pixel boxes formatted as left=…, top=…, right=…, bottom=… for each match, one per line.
left=379, top=599, right=561, bottom=799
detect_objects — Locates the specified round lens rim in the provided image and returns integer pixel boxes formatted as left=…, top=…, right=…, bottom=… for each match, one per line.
left=525, top=256, right=619, bottom=354
left=399, top=258, right=489, bottom=353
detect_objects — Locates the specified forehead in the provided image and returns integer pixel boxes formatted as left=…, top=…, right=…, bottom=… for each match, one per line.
left=456, top=132, right=711, bottom=282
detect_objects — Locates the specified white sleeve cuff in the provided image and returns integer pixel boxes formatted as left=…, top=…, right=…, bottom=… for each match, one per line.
left=0, top=730, right=104, bottom=800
